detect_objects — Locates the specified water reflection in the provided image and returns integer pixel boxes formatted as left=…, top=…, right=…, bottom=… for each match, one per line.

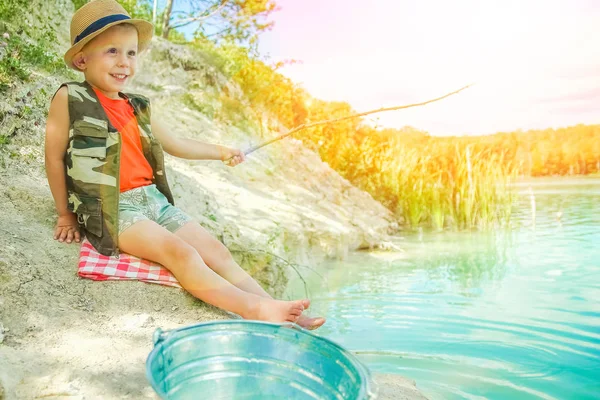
left=286, top=178, right=600, bottom=399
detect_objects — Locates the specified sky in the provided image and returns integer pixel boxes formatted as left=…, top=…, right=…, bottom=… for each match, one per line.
left=253, top=0, right=600, bottom=136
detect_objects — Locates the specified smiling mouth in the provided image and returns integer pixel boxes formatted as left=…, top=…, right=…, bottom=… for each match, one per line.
left=110, top=73, right=128, bottom=80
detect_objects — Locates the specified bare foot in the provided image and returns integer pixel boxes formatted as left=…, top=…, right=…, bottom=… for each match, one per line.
left=296, top=300, right=326, bottom=330
left=246, top=298, right=306, bottom=323
left=297, top=314, right=326, bottom=330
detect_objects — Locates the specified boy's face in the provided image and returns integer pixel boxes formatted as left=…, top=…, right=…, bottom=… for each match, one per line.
left=75, top=25, right=139, bottom=98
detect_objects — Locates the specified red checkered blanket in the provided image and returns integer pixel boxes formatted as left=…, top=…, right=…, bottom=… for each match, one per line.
left=78, top=239, right=181, bottom=288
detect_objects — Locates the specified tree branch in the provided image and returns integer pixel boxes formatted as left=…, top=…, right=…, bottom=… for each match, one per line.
left=204, top=26, right=230, bottom=38
left=170, top=1, right=228, bottom=29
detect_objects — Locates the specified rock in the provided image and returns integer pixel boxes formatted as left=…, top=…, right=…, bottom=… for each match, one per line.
left=373, top=373, right=429, bottom=400
left=142, top=316, right=155, bottom=328
left=123, top=313, right=154, bottom=330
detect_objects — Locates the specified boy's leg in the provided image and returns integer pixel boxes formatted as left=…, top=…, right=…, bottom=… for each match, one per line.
left=174, top=222, right=326, bottom=330
left=118, top=220, right=306, bottom=323
left=174, top=222, right=271, bottom=296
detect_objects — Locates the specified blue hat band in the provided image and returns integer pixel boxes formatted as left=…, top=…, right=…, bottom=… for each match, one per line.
left=74, top=14, right=131, bottom=45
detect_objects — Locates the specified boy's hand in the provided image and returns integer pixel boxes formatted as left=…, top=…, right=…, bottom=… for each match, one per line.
left=54, top=212, right=81, bottom=244
left=221, top=146, right=246, bottom=167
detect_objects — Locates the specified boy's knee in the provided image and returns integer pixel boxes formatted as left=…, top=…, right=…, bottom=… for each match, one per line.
left=214, top=240, right=234, bottom=263
left=164, top=238, right=201, bottom=264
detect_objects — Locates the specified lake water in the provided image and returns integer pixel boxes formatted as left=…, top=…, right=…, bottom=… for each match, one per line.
left=286, top=178, right=600, bottom=399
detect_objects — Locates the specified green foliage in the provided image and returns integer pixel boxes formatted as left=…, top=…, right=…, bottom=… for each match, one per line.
left=118, top=0, right=152, bottom=20
left=190, top=38, right=247, bottom=77
left=18, top=36, right=64, bottom=72
left=163, top=0, right=276, bottom=47
left=72, top=0, right=152, bottom=18
left=0, top=0, right=30, bottom=24
left=217, top=93, right=247, bottom=124
left=71, top=0, right=88, bottom=10
left=0, top=0, right=67, bottom=92
left=190, top=37, right=306, bottom=133
left=147, top=82, right=164, bottom=92
left=0, top=30, right=65, bottom=92
left=499, top=125, right=600, bottom=176
left=182, top=92, right=215, bottom=119
left=0, top=53, right=29, bottom=92
left=167, top=28, right=187, bottom=43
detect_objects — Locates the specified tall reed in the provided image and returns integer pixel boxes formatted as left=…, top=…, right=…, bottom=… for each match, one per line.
left=346, top=135, right=518, bottom=230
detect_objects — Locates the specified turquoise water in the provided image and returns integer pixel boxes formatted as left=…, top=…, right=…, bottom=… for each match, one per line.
left=286, top=178, right=600, bottom=399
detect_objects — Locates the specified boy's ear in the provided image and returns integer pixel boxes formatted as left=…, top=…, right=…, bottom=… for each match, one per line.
left=72, top=51, right=87, bottom=71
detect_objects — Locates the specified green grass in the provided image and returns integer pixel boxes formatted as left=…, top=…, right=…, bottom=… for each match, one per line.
left=0, top=1, right=67, bottom=92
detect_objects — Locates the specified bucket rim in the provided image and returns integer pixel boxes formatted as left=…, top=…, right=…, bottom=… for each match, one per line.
left=145, top=320, right=377, bottom=399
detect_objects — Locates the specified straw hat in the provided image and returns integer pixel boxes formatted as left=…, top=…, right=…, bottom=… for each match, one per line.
left=64, top=0, right=154, bottom=69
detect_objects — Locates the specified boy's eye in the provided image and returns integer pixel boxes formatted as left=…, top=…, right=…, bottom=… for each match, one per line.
left=108, top=48, right=117, bottom=54
left=128, top=50, right=137, bottom=56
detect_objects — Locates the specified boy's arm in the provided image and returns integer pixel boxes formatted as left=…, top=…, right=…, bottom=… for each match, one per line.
left=151, top=116, right=245, bottom=166
left=45, top=86, right=81, bottom=243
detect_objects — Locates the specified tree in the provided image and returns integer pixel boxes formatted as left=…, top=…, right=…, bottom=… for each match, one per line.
left=160, top=0, right=276, bottom=46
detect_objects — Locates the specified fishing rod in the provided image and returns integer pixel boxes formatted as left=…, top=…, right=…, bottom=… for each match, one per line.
left=224, top=83, right=473, bottom=165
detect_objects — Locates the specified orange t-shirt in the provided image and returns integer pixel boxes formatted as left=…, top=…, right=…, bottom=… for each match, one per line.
left=93, top=88, right=154, bottom=192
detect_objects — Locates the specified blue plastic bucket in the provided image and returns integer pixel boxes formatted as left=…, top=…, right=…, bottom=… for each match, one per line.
left=146, top=321, right=377, bottom=399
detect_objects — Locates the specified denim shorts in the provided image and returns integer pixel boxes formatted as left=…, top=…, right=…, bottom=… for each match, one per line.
left=118, top=184, right=192, bottom=235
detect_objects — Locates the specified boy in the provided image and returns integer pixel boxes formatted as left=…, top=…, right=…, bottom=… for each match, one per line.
left=45, top=0, right=325, bottom=329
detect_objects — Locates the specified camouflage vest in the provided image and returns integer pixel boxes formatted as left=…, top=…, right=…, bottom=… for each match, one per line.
left=63, top=81, right=174, bottom=256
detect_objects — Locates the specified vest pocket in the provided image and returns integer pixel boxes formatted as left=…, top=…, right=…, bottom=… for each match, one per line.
left=73, top=194, right=103, bottom=237
left=72, top=120, right=109, bottom=159
left=73, top=120, right=108, bottom=138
